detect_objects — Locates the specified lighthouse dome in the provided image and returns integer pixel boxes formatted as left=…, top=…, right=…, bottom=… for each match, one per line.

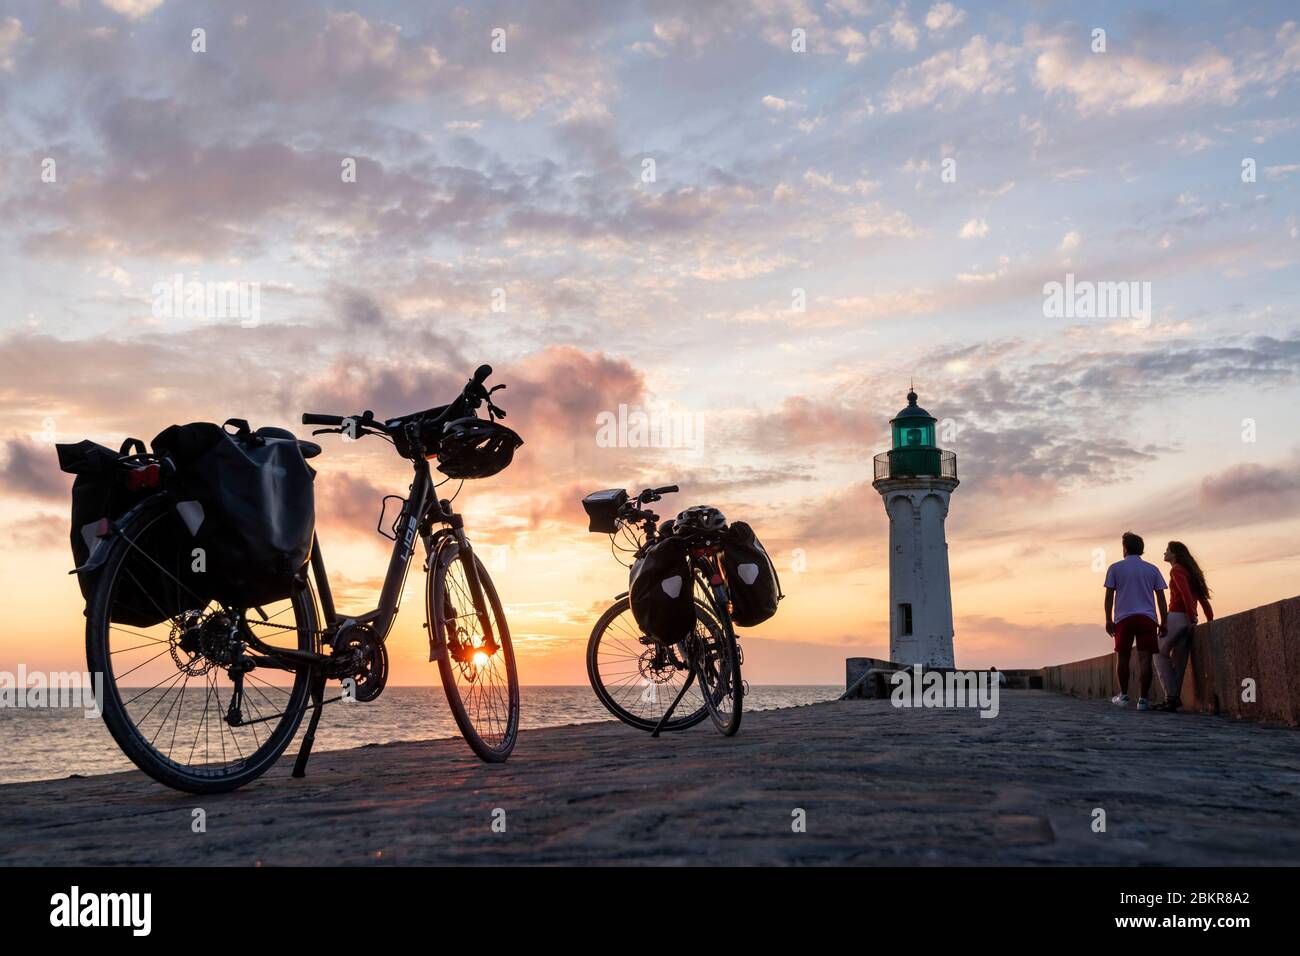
left=892, top=389, right=934, bottom=421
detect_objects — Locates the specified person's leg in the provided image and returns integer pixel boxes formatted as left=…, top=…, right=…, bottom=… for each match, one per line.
left=1134, top=616, right=1158, bottom=708
left=1159, top=613, right=1190, bottom=697
left=1166, top=612, right=1192, bottom=705
left=1153, top=639, right=1175, bottom=695
left=1112, top=619, right=1132, bottom=702
left=1138, top=650, right=1154, bottom=701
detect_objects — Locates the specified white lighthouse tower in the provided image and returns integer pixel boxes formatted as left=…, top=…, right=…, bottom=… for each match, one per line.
left=872, top=389, right=959, bottom=668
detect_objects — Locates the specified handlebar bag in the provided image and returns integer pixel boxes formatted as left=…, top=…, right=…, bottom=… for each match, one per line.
left=721, top=521, right=782, bottom=627
left=581, top=489, right=628, bottom=533
left=628, top=536, right=695, bottom=645
left=56, top=438, right=208, bottom=626
left=152, top=420, right=315, bottom=609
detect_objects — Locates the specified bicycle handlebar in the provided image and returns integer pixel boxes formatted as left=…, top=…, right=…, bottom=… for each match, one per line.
left=634, top=484, right=679, bottom=503
left=301, top=364, right=500, bottom=438
left=301, top=412, right=344, bottom=426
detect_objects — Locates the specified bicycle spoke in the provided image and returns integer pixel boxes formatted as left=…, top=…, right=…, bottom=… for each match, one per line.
left=438, top=550, right=516, bottom=755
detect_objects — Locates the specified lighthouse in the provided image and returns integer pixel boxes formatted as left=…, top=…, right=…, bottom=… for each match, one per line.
left=872, top=389, right=959, bottom=668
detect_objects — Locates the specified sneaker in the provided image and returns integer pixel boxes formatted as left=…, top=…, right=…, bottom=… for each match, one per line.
left=1110, top=694, right=1129, bottom=705
left=1136, top=698, right=1150, bottom=711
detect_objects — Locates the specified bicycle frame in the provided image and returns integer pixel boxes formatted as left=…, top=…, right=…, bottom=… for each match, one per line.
left=241, top=456, right=494, bottom=674
left=258, top=455, right=497, bottom=777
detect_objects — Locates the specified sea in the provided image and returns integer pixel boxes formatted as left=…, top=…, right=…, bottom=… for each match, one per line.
left=0, top=685, right=839, bottom=785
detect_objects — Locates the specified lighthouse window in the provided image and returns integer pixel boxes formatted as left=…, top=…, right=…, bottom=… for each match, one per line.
left=899, top=603, right=913, bottom=636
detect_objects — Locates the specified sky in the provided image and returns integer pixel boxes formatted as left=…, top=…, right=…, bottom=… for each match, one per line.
left=0, top=0, right=1298, bottom=685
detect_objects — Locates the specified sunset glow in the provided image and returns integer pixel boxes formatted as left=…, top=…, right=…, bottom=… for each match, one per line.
left=1, top=0, right=1298, bottom=687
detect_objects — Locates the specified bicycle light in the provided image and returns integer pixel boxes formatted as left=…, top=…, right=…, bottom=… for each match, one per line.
left=125, top=463, right=161, bottom=490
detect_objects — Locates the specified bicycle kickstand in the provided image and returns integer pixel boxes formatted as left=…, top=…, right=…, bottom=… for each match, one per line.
left=651, top=667, right=697, bottom=739
left=292, top=669, right=328, bottom=779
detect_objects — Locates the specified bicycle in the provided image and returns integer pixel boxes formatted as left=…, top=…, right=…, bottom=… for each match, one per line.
left=584, top=485, right=744, bottom=737
left=83, top=364, right=521, bottom=793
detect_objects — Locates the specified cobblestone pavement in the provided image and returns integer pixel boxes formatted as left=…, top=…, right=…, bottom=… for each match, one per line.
left=2, top=692, right=1297, bottom=865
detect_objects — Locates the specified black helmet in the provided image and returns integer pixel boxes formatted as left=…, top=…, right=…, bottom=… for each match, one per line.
left=674, top=505, right=727, bottom=534
left=436, top=417, right=523, bottom=479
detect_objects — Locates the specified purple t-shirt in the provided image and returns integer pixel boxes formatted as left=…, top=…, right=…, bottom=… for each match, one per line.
left=1104, top=555, right=1167, bottom=622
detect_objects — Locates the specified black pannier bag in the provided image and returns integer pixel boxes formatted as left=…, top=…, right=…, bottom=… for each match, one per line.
left=582, top=488, right=628, bottom=533
left=628, top=536, right=695, bottom=645
left=721, top=521, right=782, bottom=627
left=152, top=419, right=315, bottom=609
left=57, top=438, right=207, bottom=627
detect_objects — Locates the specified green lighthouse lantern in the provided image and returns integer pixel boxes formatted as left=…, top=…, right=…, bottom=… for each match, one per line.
left=888, top=389, right=940, bottom=477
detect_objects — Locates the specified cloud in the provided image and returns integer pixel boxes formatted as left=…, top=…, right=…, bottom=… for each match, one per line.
left=692, top=255, right=794, bottom=280
left=871, top=5, right=919, bottom=52
left=1200, top=458, right=1300, bottom=514
left=99, top=0, right=165, bottom=20
left=959, top=218, right=989, bottom=239
left=881, top=35, right=1017, bottom=112
left=803, top=169, right=879, bottom=195
left=3, top=513, right=65, bottom=550
left=834, top=26, right=870, bottom=63
left=956, top=254, right=1009, bottom=283
left=924, top=3, right=967, bottom=34
left=1029, top=30, right=1244, bottom=115
left=844, top=202, right=926, bottom=239
left=0, top=16, right=23, bottom=71
left=1114, top=451, right=1300, bottom=535
left=0, top=438, right=66, bottom=501
left=313, top=471, right=394, bottom=541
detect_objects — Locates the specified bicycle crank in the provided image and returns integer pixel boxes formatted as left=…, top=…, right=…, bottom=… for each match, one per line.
left=330, top=622, right=389, bottom=702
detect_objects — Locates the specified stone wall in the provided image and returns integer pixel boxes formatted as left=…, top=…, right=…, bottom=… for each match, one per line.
left=1041, top=595, right=1300, bottom=726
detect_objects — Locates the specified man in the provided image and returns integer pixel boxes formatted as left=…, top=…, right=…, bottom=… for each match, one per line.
left=1103, top=531, right=1168, bottom=711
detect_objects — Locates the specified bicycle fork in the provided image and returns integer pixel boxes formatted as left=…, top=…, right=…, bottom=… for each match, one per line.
left=425, top=501, right=497, bottom=663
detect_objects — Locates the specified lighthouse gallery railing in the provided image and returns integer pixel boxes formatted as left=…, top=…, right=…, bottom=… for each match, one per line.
left=873, top=449, right=957, bottom=481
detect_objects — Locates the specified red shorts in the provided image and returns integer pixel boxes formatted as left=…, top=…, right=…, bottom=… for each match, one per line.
left=1114, top=614, right=1158, bottom=655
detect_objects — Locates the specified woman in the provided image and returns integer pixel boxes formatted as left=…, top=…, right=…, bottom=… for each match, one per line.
left=1153, top=541, right=1213, bottom=712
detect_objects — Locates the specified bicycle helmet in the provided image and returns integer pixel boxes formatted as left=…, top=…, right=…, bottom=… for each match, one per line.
left=435, top=417, right=523, bottom=479
left=674, top=505, right=727, bottom=534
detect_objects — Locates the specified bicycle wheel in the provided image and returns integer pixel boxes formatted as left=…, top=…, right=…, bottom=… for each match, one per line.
left=430, top=541, right=520, bottom=761
left=86, top=501, right=317, bottom=793
left=586, top=598, right=716, bottom=733
left=695, top=579, right=743, bottom=736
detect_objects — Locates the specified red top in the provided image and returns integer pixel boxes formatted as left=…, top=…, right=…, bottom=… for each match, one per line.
left=1168, top=565, right=1213, bottom=621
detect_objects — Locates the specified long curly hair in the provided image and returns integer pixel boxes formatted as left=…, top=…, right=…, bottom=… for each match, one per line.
left=1167, top=541, right=1211, bottom=599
